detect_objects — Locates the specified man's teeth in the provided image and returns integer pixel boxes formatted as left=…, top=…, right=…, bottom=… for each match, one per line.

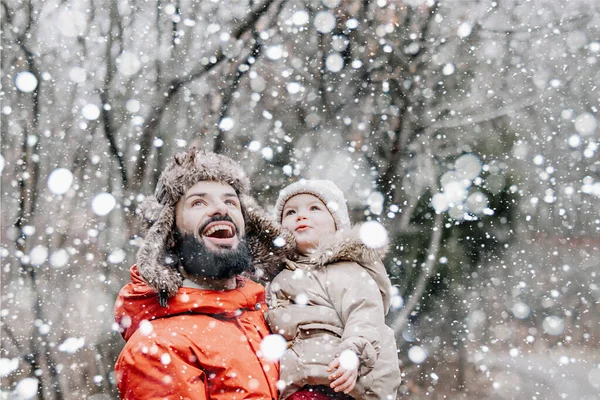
left=204, top=225, right=233, bottom=237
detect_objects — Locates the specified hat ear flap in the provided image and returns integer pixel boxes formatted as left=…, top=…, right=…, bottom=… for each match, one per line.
left=136, top=204, right=183, bottom=302
left=137, top=196, right=163, bottom=234
left=240, top=194, right=298, bottom=283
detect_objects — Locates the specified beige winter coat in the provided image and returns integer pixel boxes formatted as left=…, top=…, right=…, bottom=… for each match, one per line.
left=266, top=227, right=401, bottom=400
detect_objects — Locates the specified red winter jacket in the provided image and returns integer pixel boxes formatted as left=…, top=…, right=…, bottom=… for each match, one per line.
left=114, top=266, right=279, bottom=399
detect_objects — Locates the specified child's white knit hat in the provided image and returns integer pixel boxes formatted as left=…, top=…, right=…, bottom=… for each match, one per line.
left=275, top=179, right=350, bottom=230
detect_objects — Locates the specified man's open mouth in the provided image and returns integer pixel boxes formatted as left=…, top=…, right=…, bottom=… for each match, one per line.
left=200, top=221, right=238, bottom=248
left=202, top=223, right=235, bottom=239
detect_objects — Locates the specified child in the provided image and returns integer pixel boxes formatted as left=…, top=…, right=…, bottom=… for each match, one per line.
left=267, top=180, right=401, bottom=400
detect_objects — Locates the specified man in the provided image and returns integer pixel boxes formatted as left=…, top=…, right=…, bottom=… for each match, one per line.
left=114, top=148, right=295, bottom=399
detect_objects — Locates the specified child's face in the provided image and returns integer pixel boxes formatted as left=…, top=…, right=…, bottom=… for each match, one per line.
left=281, top=194, right=337, bottom=255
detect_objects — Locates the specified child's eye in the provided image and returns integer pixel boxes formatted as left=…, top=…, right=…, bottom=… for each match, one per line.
left=284, top=209, right=296, bottom=217
left=310, top=205, right=322, bottom=211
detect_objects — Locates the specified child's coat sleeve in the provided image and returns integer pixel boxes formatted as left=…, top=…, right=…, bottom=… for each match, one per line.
left=324, top=261, right=386, bottom=376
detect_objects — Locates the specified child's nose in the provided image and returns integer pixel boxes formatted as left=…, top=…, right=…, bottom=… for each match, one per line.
left=296, top=213, right=307, bottom=221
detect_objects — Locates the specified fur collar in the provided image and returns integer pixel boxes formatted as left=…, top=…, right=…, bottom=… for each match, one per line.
left=289, top=224, right=393, bottom=313
left=305, top=224, right=389, bottom=267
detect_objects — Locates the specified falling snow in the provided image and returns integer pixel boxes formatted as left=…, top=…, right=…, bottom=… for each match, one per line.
left=81, top=104, right=101, bottom=121
left=2, top=0, right=598, bottom=398
left=14, top=71, right=38, bottom=93
left=47, top=168, right=74, bottom=195
left=0, top=358, right=19, bottom=378
left=15, top=378, right=39, bottom=399
left=57, top=337, right=85, bottom=354
left=314, top=11, right=336, bottom=34
left=338, top=349, right=359, bottom=370
left=91, top=192, right=117, bottom=216
left=259, top=334, right=287, bottom=362
left=408, top=346, right=428, bottom=364
left=359, top=221, right=388, bottom=249
left=117, top=52, right=142, bottom=76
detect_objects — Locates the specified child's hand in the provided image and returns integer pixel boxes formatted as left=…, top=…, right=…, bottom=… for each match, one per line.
left=327, top=353, right=359, bottom=394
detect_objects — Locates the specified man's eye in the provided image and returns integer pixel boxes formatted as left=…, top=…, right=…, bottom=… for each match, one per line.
left=225, top=199, right=238, bottom=207
left=191, top=200, right=205, bottom=207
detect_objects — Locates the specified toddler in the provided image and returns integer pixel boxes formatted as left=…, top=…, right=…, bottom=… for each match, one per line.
left=267, top=180, right=401, bottom=399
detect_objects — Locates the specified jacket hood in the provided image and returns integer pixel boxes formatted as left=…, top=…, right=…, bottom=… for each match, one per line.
left=115, top=265, right=267, bottom=341
left=290, top=224, right=393, bottom=313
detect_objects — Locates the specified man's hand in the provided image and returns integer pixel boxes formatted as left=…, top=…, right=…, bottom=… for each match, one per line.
left=327, top=353, right=359, bottom=394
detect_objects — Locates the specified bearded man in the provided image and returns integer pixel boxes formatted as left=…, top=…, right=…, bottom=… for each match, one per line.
left=114, top=148, right=295, bottom=399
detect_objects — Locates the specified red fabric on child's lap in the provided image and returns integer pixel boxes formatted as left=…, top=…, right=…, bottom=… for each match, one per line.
left=287, top=385, right=354, bottom=400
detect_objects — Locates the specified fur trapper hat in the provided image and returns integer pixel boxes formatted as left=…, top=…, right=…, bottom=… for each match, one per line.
left=136, top=147, right=296, bottom=306
left=275, top=179, right=351, bottom=230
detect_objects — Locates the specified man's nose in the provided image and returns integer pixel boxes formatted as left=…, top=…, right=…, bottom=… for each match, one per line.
left=208, top=200, right=229, bottom=216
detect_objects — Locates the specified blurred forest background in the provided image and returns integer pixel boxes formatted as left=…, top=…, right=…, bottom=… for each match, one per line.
left=1, top=0, right=599, bottom=399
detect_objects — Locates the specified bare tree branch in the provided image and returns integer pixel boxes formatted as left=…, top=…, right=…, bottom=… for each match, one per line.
left=377, top=110, right=411, bottom=197
left=377, top=3, right=439, bottom=197
left=427, top=95, right=537, bottom=131
left=132, top=0, right=279, bottom=191
left=214, top=37, right=262, bottom=154
left=214, top=0, right=286, bottom=153
left=13, top=0, right=40, bottom=237
left=478, top=13, right=591, bottom=34
left=1, top=0, right=12, bottom=25
left=9, top=3, right=64, bottom=398
left=1, top=324, right=24, bottom=354
left=99, top=1, right=128, bottom=188
left=391, top=211, right=444, bottom=334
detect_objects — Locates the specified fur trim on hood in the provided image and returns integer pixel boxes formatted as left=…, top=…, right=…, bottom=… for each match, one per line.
left=135, top=147, right=296, bottom=306
left=310, top=225, right=389, bottom=268
left=289, top=224, right=393, bottom=313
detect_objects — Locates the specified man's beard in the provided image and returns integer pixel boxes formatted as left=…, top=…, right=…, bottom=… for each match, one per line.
left=173, top=225, right=252, bottom=281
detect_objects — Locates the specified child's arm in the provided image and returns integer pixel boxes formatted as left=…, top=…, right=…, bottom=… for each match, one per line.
left=325, top=261, right=387, bottom=376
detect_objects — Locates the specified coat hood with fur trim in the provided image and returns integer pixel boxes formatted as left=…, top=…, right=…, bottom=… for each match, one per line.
left=287, top=224, right=393, bottom=313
